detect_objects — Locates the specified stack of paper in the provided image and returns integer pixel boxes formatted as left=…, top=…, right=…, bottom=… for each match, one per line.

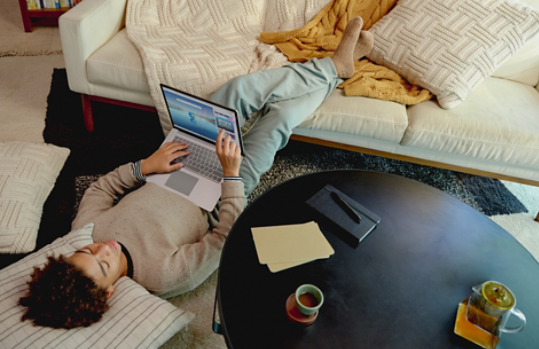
left=251, top=221, right=334, bottom=273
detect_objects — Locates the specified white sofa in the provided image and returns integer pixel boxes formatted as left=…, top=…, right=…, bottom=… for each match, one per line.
left=59, top=0, right=539, bottom=186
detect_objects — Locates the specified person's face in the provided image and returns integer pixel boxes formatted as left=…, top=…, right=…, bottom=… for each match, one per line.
left=67, top=241, right=124, bottom=298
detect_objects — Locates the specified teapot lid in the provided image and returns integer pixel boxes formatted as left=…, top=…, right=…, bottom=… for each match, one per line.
left=482, top=282, right=515, bottom=309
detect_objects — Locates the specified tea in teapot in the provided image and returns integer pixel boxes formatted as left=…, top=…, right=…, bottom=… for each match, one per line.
left=454, top=281, right=526, bottom=349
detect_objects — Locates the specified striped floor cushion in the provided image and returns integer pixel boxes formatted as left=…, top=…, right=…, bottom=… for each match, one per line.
left=0, top=224, right=194, bottom=349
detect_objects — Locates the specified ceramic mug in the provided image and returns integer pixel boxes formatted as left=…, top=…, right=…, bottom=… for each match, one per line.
left=295, top=284, right=324, bottom=316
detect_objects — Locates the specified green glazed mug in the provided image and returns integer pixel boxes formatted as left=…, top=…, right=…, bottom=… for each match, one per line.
left=295, top=284, right=324, bottom=316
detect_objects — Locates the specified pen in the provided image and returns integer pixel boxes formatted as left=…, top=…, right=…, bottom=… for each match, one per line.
left=330, top=191, right=362, bottom=223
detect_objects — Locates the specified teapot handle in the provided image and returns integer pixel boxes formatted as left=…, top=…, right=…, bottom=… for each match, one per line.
left=501, top=308, right=526, bottom=334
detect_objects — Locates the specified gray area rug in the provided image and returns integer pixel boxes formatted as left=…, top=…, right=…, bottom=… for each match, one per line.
left=248, top=141, right=527, bottom=217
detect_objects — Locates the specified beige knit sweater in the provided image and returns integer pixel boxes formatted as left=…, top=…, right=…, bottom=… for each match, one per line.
left=72, top=164, right=244, bottom=299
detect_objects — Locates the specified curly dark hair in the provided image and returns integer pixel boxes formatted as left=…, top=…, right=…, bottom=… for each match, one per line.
left=18, top=255, right=109, bottom=329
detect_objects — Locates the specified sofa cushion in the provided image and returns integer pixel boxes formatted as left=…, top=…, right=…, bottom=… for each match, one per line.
left=403, top=77, right=539, bottom=168
left=87, top=29, right=150, bottom=93
left=298, top=89, right=408, bottom=144
left=492, top=0, right=539, bottom=87
left=263, top=0, right=329, bottom=32
left=367, top=0, right=539, bottom=110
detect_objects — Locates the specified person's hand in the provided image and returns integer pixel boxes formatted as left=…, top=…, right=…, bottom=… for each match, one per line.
left=140, top=142, right=189, bottom=175
left=216, top=129, right=242, bottom=177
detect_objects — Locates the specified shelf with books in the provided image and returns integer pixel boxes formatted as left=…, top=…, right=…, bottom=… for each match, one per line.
left=18, top=0, right=82, bottom=32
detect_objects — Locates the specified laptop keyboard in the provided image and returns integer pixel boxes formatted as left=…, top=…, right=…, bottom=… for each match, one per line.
left=171, top=136, right=224, bottom=182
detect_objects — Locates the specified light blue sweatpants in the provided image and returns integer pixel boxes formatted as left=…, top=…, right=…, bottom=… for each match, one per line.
left=210, top=57, right=343, bottom=196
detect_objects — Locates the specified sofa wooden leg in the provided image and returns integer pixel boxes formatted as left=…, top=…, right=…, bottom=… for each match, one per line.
left=535, top=212, right=539, bottom=222
left=81, top=94, right=94, bottom=132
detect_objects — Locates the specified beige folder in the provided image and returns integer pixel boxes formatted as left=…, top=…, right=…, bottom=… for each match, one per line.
left=251, top=222, right=334, bottom=272
left=266, top=258, right=329, bottom=273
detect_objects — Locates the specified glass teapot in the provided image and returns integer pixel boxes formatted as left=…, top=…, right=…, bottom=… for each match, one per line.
left=467, top=281, right=526, bottom=337
left=455, top=281, right=527, bottom=348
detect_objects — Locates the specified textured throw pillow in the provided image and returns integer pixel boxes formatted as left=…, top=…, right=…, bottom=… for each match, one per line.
left=0, top=224, right=194, bottom=349
left=0, top=142, right=70, bottom=254
left=367, top=0, right=539, bottom=109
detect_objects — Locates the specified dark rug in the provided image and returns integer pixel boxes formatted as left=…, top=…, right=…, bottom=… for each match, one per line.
left=0, top=69, right=527, bottom=269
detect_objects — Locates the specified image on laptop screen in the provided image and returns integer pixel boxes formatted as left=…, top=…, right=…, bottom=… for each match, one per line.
left=162, top=86, right=241, bottom=147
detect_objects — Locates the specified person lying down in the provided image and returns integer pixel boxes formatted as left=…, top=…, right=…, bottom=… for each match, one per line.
left=18, top=17, right=374, bottom=328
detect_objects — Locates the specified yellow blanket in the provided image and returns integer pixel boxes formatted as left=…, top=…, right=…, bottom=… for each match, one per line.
left=260, top=0, right=432, bottom=105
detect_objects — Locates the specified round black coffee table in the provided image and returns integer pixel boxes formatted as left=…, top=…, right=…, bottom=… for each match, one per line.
left=216, top=171, right=539, bottom=349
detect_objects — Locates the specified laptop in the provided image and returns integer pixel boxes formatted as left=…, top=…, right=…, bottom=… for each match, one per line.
left=146, top=84, right=244, bottom=211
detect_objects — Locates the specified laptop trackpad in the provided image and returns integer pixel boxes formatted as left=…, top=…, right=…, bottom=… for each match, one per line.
left=165, top=170, right=199, bottom=196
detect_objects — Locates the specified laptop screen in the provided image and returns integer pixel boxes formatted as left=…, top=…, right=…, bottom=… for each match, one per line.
left=161, top=85, right=242, bottom=149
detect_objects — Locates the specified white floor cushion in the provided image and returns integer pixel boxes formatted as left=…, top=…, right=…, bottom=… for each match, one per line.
left=0, top=142, right=70, bottom=254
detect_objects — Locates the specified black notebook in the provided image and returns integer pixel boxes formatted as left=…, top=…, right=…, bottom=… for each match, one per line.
left=306, top=185, right=381, bottom=247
